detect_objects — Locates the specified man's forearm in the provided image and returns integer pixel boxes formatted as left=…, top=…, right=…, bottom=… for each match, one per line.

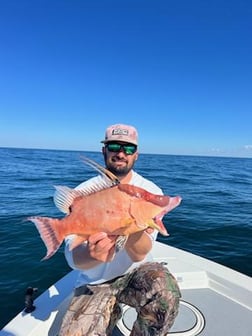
left=125, top=231, right=153, bottom=262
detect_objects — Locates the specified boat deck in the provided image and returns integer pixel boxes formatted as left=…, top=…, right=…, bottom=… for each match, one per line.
left=1, top=242, right=251, bottom=336
left=114, top=242, right=252, bottom=335
left=114, top=287, right=251, bottom=335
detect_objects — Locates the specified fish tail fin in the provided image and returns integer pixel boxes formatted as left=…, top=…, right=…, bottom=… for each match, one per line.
left=28, top=216, right=63, bottom=260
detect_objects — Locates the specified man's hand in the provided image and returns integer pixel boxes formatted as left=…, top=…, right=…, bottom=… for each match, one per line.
left=88, top=232, right=118, bottom=262
left=72, top=228, right=155, bottom=269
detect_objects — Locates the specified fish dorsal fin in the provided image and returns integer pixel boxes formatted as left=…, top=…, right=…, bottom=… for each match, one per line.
left=54, top=178, right=116, bottom=214
left=77, top=178, right=116, bottom=195
left=54, top=156, right=120, bottom=214
left=53, top=186, right=83, bottom=214
left=80, top=155, right=120, bottom=186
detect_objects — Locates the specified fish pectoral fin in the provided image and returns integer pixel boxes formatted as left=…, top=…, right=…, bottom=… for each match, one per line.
left=69, top=235, right=89, bottom=250
left=124, top=217, right=135, bottom=225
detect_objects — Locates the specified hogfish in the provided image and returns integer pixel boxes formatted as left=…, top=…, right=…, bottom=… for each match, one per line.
left=28, top=157, right=182, bottom=260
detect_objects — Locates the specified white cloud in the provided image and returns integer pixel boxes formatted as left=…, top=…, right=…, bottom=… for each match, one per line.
left=244, top=145, right=252, bottom=150
left=210, top=148, right=222, bottom=153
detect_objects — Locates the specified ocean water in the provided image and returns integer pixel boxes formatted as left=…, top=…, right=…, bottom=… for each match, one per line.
left=0, top=147, right=251, bottom=329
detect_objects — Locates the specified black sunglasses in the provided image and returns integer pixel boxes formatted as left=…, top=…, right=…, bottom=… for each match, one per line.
left=106, top=143, right=137, bottom=155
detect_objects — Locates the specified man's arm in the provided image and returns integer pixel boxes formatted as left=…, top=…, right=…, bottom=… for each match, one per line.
left=67, top=228, right=154, bottom=270
left=125, top=228, right=154, bottom=262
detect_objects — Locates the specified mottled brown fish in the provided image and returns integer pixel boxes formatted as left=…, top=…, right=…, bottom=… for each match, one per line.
left=28, top=157, right=182, bottom=260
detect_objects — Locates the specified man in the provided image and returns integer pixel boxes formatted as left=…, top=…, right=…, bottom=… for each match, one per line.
left=59, top=124, right=181, bottom=336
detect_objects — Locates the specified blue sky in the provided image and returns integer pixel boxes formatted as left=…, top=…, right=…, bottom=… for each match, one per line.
left=0, top=0, right=251, bottom=157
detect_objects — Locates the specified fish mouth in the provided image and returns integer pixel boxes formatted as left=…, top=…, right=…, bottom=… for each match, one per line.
left=152, top=212, right=169, bottom=236
left=152, top=195, right=182, bottom=235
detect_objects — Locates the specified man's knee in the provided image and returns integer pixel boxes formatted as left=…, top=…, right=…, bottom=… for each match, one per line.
left=135, top=261, right=180, bottom=297
left=117, top=262, right=181, bottom=308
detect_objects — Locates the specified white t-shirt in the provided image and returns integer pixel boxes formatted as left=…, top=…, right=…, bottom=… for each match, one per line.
left=64, top=170, right=163, bottom=288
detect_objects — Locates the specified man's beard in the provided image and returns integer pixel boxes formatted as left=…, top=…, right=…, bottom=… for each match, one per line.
left=104, top=153, right=133, bottom=177
left=107, top=163, right=131, bottom=177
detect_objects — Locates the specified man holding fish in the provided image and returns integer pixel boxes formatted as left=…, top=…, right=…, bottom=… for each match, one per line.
left=55, top=124, right=182, bottom=335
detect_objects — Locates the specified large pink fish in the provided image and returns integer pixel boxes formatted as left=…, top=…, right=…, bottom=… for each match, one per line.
left=28, top=157, right=182, bottom=260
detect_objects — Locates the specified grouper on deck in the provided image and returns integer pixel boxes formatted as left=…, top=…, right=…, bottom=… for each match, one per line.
left=28, top=156, right=182, bottom=260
